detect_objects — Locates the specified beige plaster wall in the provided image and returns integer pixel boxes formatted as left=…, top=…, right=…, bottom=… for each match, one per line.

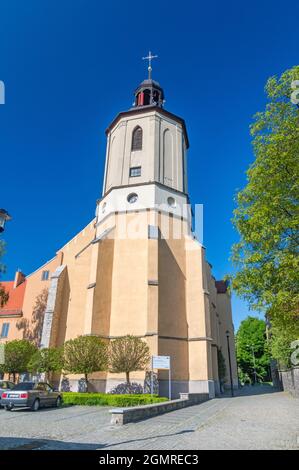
left=104, top=110, right=186, bottom=194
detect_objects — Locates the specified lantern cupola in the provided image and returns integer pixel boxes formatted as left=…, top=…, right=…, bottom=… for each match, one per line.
left=134, top=78, right=165, bottom=108
left=133, top=51, right=164, bottom=108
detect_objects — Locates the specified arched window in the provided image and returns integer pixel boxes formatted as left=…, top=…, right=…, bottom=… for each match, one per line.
left=131, top=126, right=143, bottom=151
left=143, top=89, right=151, bottom=105
left=163, top=129, right=173, bottom=185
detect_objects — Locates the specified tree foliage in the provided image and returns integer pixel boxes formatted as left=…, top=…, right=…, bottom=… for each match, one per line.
left=236, top=316, right=270, bottom=383
left=63, top=335, right=108, bottom=391
left=4, top=339, right=37, bottom=382
left=28, top=347, right=63, bottom=381
left=231, top=65, right=299, bottom=362
left=109, top=335, right=150, bottom=384
left=269, top=326, right=294, bottom=369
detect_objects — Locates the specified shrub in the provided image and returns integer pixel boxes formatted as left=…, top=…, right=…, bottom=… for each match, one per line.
left=63, top=335, right=108, bottom=391
left=4, top=339, right=37, bottom=382
left=28, top=347, right=63, bottom=381
left=61, top=392, right=168, bottom=407
left=109, top=335, right=150, bottom=384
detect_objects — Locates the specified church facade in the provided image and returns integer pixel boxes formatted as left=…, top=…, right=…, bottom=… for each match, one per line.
left=0, top=73, right=238, bottom=398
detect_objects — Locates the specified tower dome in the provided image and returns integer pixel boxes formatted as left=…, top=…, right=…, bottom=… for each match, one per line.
left=134, top=78, right=165, bottom=107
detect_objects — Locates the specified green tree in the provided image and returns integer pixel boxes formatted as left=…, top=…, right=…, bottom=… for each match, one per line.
left=269, top=325, right=294, bottom=369
left=236, top=316, right=271, bottom=383
left=4, top=339, right=37, bottom=382
left=230, top=65, right=299, bottom=359
left=63, top=335, right=108, bottom=391
left=28, top=347, right=63, bottom=382
left=109, top=335, right=151, bottom=384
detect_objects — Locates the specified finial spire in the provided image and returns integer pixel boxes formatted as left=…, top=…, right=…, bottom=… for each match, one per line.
left=142, top=51, right=158, bottom=80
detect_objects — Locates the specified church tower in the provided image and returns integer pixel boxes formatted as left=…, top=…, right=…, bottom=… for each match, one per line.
left=99, top=64, right=189, bottom=227
left=36, top=53, right=237, bottom=398
left=84, top=54, right=217, bottom=397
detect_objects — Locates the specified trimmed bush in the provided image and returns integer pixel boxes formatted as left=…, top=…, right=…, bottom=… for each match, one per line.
left=61, top=392, right=168, bottom=407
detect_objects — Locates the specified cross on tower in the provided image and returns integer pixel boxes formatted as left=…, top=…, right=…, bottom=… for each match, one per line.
left=142, top=51, right=158, bottom=80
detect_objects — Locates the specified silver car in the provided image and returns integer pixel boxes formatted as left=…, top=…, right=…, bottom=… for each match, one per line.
left=0, top=380, right=15, bottom=407
left=1, top=381, right=62, bottom=411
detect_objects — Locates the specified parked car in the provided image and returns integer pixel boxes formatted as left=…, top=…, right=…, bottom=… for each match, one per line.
left=0, top=381, right=15, bottom=407
left=1, top=382, right=62, bottom=411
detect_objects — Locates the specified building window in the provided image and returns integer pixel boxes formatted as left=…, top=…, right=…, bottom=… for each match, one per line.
left=131, top=126, right=142, bottom=151
left=1, top=323, right=10, bottom=338
left=41, top=270, right=49, bottom=281
left=129, top=166, right=141, bottom=177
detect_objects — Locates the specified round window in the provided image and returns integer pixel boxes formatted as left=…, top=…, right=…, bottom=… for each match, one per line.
left=167, top=196, right=176, bottom=208
left=127, top=193, right=138, bottom=204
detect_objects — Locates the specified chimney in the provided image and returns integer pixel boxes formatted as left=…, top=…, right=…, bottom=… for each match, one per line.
left=14, top=270, right=26, bottom=289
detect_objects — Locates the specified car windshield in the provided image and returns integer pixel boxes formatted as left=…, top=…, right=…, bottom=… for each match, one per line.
left=0, top=382, right=8, bottom=389
left=12, top=382, right=35, bottom=390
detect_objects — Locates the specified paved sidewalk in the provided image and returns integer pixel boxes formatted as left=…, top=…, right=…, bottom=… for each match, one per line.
left=0, top=386, right=298, bottom=450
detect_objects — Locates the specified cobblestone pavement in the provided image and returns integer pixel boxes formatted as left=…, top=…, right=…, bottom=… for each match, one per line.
left=0, top=386, right=298, bottom=450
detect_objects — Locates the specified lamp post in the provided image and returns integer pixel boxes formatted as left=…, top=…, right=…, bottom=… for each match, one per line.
left=0, top=209, right=12, bottom=233
left=226, top=330, right=234, bottom=397
left=248, top=344, right=257, bottom=384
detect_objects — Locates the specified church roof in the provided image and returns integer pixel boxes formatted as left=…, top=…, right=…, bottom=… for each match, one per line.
left=134, top=78, right=163, bottom=92
left=106, top=105, right=189, bottom=149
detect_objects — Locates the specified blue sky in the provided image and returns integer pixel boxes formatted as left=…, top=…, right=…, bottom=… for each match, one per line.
left=0, top=0, right=298, bottom=330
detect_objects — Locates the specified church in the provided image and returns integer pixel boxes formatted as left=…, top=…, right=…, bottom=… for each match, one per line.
left=0, top=57, right=238, bottom=398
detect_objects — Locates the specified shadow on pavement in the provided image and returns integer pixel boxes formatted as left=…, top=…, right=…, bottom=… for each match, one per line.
left=0, top=436, right=100, bottom=450
left=219, top=384, right=280, bottom=398
left=0, top=430, right=195, bottom=450
left=98, top=429, right=195, bottom=449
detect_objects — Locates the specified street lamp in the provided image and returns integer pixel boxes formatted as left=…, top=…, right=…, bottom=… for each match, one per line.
left=226, top=330, right=234, bottom=397
left=0, top=209, right=12, bottom=233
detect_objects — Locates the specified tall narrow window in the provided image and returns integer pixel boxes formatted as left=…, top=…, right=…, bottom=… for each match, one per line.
left=163, top=129, right=173, bottom=185
left=41, top=270, right=49, bottom=281
left=1, top=323, right=10, bottom=338
left=131, top=126, right=142, bottom=151
left=143, top=89, right=151, bottom=105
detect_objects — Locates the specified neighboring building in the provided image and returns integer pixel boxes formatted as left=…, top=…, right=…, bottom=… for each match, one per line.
left=0, top=71, right=238, bottom=397
left=0, top=271, right=26, bottom=339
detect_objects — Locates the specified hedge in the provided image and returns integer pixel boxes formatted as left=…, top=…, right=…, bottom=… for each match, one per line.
left=61, top=392, right=169, bottom=407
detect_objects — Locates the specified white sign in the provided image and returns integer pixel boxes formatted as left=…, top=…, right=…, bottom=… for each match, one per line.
left=152, top=355, right=170, bottom=370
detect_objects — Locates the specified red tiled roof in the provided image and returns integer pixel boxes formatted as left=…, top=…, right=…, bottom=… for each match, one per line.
left=215, top=280, right=229, bottom=294
left=0, top=280, right=26, bottom=314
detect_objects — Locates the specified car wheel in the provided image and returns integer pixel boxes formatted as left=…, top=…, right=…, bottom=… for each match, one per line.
left=31, top=399, right=40, bottom=412
left=55, top=396, right=62, bottom=408
left=5, top=405, right=12, bottom=411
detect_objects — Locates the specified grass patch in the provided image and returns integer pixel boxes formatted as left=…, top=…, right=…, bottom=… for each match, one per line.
left=61, top=392, right=169, bottom=407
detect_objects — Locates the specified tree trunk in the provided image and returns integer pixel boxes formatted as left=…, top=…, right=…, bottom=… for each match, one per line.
left=84, top=373, right=88, bottom=392
left=126, top=371, right=130, bottom=384
left=12, top=372, right=16, bottom=383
